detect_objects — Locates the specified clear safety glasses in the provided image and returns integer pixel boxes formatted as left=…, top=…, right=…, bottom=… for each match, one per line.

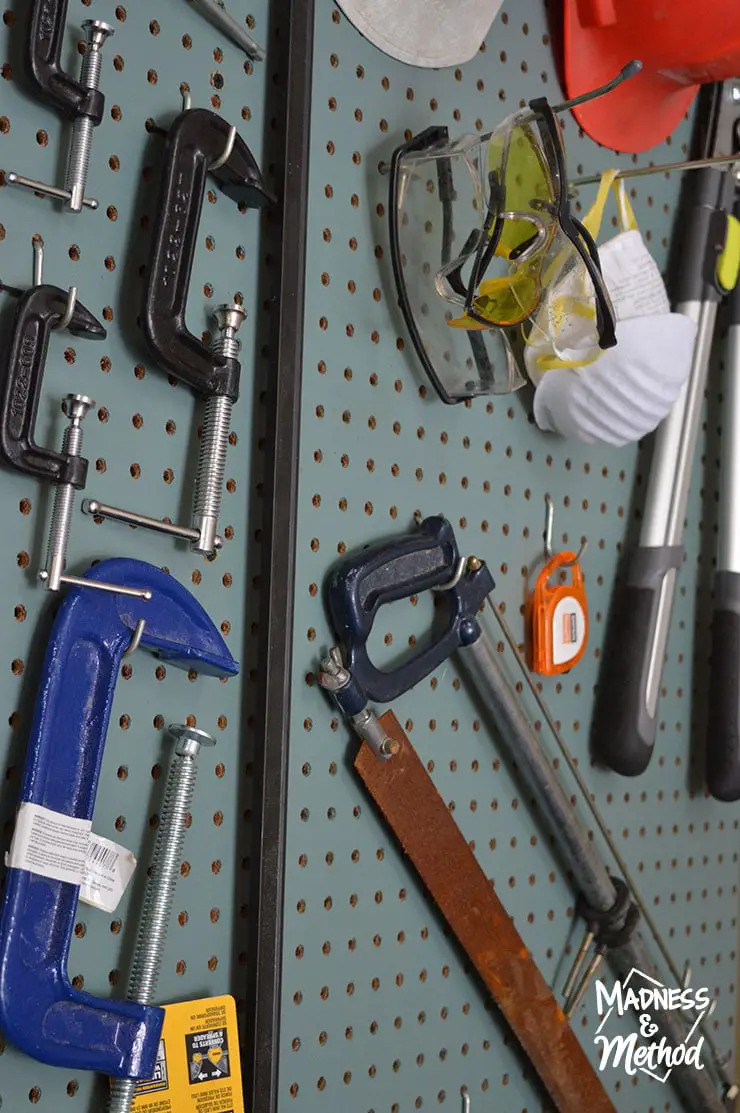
left=438, top=98, right=616, bottom=351
left=388, top=62, right=640, bottom=403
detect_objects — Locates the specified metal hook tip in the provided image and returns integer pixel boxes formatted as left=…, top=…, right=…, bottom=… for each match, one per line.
left=123, top=617, right=147, bottom=657
left=54, top=286, right=78, bottom=331
left=210, top=124, right=237, bottom=172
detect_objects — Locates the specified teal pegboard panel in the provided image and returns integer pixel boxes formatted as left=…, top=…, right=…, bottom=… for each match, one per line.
left=0, top=1, right=272, bottom=1109
left=279, top=3, right=739, bottom=1113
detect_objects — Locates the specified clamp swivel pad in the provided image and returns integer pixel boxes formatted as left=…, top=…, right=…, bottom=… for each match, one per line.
left=0, top=284, right=105, bottom=488
left=27, top=0, right=107, bottom=123
left=142, top=108, right=274, bottom=401
left=0, top=559, right=239, bottom=1078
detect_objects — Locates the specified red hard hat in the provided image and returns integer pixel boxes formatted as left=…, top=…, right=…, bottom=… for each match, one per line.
left=564, top=0, right=740, bottom=153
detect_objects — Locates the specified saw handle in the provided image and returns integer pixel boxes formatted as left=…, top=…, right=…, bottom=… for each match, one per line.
left=327, top=516, right=494, bottom=703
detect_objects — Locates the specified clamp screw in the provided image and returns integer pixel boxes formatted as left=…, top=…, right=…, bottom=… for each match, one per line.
left=191, top=304, right=246, bottom=556
left=39, top=394, right=95, bottom=592
left=107, top=724, right=216, bottom=1113
left=65, top=21, right=115, bottom=213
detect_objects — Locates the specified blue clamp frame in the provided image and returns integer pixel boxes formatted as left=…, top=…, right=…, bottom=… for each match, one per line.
left=0, top=559, right=238, bottom=1079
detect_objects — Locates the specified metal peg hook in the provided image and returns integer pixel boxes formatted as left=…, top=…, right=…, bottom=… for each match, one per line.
left=123, top=618, right=146, bottom=657
left=549, top=60, right=642, bottom=118
left=544, top=494, right=587, bottom=567
left=32, top=236, right=44, bottom=287
left=461, top=1088, right=471, bottom=1113
left=433, top=555, right=467, bottom=592
left=210, top=124, right=237, bottom=172
left=54, top=286, right=78, bottom=331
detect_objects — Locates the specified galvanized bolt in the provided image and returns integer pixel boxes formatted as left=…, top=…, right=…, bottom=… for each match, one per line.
left=65, top=20, right=115, bottom=213
left=191, top=304, right=246, bottom=556
left=39, top=394, right=95, bottom=592
left=107, top=725, right=216, bottom=1113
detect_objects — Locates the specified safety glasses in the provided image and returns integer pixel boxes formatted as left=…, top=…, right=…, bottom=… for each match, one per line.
left=388, top=62, right=640, bottom=403
left=438, top=99, right=617, bottom=350
left=389, top=126, right=525, bottom=404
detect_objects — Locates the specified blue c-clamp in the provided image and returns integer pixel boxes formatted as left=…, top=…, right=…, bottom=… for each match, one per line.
left=0, top=558, right=238, bottom=1079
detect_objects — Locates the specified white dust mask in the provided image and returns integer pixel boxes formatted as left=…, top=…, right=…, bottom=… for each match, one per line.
left=526, top=172, right=696, bottom=445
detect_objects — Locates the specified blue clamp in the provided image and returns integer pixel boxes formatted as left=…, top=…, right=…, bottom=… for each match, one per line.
left=0, top=558, right=238, bottom=1079
left=327, top=517, right=494, bottom=704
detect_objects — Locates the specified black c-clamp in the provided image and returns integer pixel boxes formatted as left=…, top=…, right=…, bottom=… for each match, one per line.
left=84, top=108, right=274, bottom=555
left=142, top=107, right=273, bottom=399
left=0, top=285, right=105, bottom=488
left=9, top=1, right=115, bottom=212
left=27, top=0, right=105, bottom=124
left=0, top=285, right=147, bottom=597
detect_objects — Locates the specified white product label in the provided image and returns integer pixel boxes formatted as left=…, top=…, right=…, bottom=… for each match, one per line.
left=552, top=595, right=586, bottom=666
left=6, top=802, right=92, bottom=885
left=79, top=833, right=137, bottom=913
left=5, top=803, right=137, bottom=913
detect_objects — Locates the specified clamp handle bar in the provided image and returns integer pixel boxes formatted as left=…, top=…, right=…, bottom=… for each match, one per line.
left=327, top=517, right=494, bottom=703
left=142, top=108, right=273, bottom=400
left=27, top=0, right=105, bottom=123
left=0, top=285, right=106, bottom=487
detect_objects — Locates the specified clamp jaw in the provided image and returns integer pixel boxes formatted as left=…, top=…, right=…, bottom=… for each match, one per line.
left=27, top=0, right=105, bottom=123
left=82, top=107, right=274, bottom=555
left=0, top=284, right=105, bottom=487
left=0, top=559, right=238, bottom=1078
left=143, top=107, right=273, bottom=401
left=325, top=516, right=494, bottom=707
left=9, top=2, right=114, bottom=212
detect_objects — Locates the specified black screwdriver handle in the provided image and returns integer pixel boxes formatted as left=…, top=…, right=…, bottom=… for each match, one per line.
left=0, top=285, right=106, bottom=487
left=27, top=0, right=105, bottom=123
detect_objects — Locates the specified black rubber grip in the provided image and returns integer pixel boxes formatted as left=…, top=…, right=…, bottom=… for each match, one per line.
left=707, top=571, right=740, bottom=801
left=592, top=546, right=683, bottom=777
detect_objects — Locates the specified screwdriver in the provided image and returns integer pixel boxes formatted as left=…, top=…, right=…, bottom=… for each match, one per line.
left=188, top=0, right=266, bottom=60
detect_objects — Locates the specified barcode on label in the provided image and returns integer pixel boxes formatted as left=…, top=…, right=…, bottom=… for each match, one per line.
left=87, top=840, right=119, bottom=871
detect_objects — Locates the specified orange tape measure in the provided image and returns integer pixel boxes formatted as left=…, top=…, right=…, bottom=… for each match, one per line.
left=530, top=551, right=588, bottom=676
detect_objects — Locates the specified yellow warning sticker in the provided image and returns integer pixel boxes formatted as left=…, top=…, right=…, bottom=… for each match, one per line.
left=132, top=995, right=244, bottom=1113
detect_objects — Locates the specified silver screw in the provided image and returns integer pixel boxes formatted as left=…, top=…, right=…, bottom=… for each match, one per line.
left=65, top=20, right=114, bottom=213
left=191, top=305, right=246, bottom=556
left=107, top=724, right=216, bottom=1113
left=39, top=394, right=95, bottom=592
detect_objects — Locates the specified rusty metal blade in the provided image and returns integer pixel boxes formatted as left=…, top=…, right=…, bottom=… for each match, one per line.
left=354, top=710, right=615, bottom=1113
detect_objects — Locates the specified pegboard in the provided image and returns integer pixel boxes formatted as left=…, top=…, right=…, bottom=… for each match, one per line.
left=275, top=3, right=740, bottom=1113
left=0, top=0, right=276, bottom=1109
